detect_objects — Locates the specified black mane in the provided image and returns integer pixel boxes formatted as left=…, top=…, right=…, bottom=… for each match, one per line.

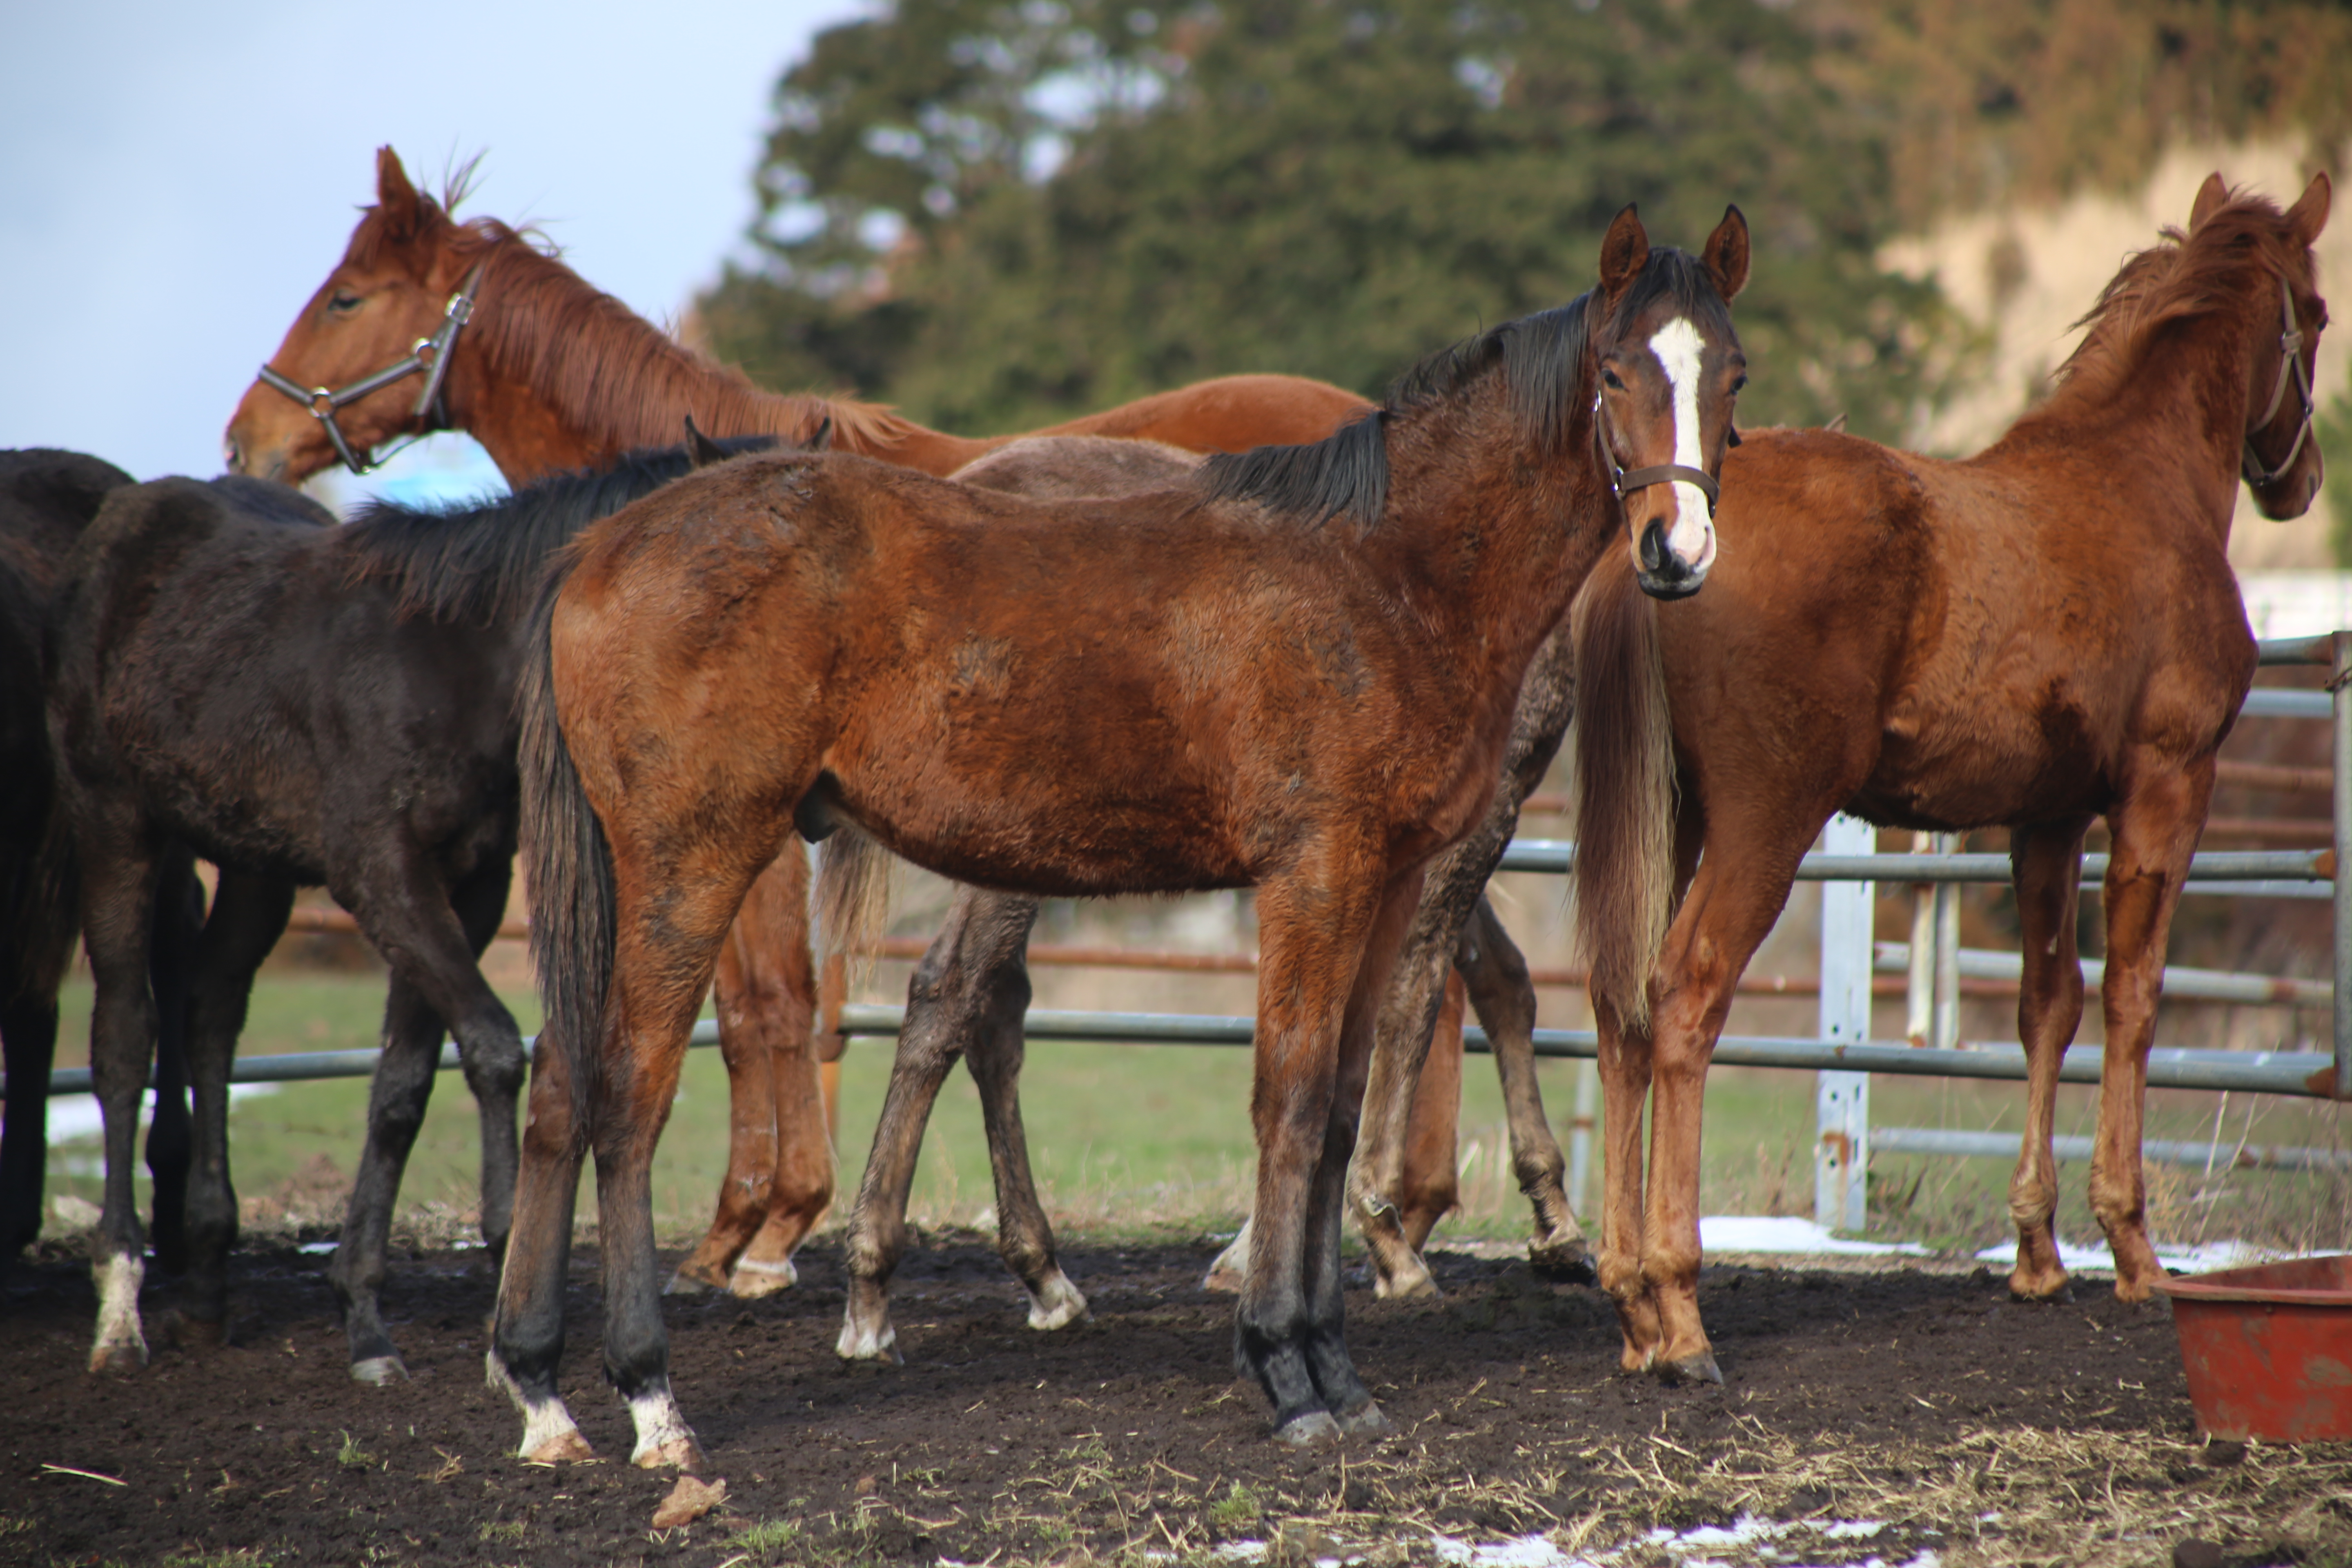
left=339, top=435, right=776, bottom=624
left=1202, top=291, right=1595, bottom=531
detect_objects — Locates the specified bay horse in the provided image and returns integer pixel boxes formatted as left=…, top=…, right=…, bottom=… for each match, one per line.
left=495, top=205, right=1749, bottom=1467
left=222, top=147, right=1377, bottom=1300
left=45, top=436, right=790, bottom=1379
left=1575, top=173, right=2328, bottom=1386
left=0, top=452, right=201, bottom=1272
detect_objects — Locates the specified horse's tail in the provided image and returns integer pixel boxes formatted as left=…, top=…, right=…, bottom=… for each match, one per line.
left=1570, top=563, right=1676, bottom=1031
left=517, top=579, right=613, bottom=1145
left=814, top=828, right=891, bottom=993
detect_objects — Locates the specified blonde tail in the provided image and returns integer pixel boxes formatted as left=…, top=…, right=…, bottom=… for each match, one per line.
left=1569, top=564, right=1676, bottom=1029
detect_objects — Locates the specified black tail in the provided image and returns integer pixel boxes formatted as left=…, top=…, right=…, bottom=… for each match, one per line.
left=517, top=575, right=615, bottom=1146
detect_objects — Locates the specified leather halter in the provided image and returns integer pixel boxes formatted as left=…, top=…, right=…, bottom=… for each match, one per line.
left=1595, top=393, right=1721, bottom=514
left=254, top=264, right=485, bottom=476
left=2242, top=271, right=2317, bottom=490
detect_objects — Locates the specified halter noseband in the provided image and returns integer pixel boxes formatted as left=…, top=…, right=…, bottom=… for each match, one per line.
left=254, top=263, right=485, bottom=476
left=2242, top=271, right=2316, bottom=490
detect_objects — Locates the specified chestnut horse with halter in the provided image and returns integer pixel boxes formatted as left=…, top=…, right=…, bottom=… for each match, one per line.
left=492, top=207, right=1747, bottom=1468
left=1562, top=173, right=2328, bottom=1386
left=224, top=148, right=1373, bottom=1300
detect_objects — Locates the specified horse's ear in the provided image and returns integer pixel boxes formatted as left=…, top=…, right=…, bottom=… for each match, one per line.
left=376, top=146, right=423, bottom=241
left=2287, top=170, right=2333, bottom=248
left=684, top=415, right=729, bottom=469
left=1598, top=204, right=1649, bottom=298
left=2188, top=172, right=2231, bottom=233
left=806, top=415, right=834, bottom=453
left=1701, top=204, right=1749, bottom=302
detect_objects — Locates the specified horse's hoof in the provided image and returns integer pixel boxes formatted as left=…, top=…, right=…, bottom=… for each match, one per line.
left=88, top=1340, right=147, bottom=1376
left=835, top=1318, right=903, bottom=1364
left=1025, top=1270, right=1090, bottom=1332
left=1201, top=1260, right=1246, bottom=1294
left=1372, top=1261, right=1441, bottom=1301
left=522, top=1429, right=597, bottom=1465
left=165, top=1312, right=227, bottom=1350
left=1334, top=1399, right=1392, bottom=1438
left=1272, top=1411, right=1344, bottom=1449
left=1529, top=1238, right=1598, bottom=1286
left=1656, top=1351, right=1723, bottom=1387
left=2008, top=1274, right=2073, bottom=1305
left=633, top=1436, right=708, bottom=1474
left=1617, top=1343, right=1656, bottom=1376
left=728, top=1256, right=796, bottom=1299
left=664, top=1267, right=717, bottom=1297
left=350, top=1355, right=408, bottom=1386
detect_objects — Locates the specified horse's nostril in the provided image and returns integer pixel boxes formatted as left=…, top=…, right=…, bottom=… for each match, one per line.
left=1639, top=520, right=1667, bottom=575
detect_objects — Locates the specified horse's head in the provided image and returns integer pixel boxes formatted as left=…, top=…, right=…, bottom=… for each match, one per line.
left=225, top=148, right=491, bottom=483
left=2192, top=170, right=2333, bottom=520
left=1589, top=203, right=1749, bottom=599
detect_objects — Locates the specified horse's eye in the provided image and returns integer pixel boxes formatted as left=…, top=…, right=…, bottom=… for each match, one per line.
left=328, top=292, right=362, bottom=314
left=1731, top=374, right=1748, bottom=394
left=1601, top=367, right=1625, bottom=391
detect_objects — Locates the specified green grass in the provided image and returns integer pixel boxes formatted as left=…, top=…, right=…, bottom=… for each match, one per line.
left=39, top=968, right=2352, bottom=1258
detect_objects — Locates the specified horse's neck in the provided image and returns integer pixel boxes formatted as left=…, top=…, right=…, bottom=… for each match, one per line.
left=1997, top=299, right=2262, bottom=546
left=444, top=244, right=836, bottom=484
left=1373, top=405, right=1607, bottom=693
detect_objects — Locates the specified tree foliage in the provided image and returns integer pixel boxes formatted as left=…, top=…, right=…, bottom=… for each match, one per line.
left=699, top=0, right=2344, bottom=445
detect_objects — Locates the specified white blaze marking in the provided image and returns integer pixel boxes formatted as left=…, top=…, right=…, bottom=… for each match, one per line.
left=1647, top=316, right=1718, bottom=573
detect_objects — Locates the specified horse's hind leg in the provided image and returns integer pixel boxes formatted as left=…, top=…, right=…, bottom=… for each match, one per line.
left=960, top=895, right=1087, bottom=1332
left=2093, top=764, right=2214, bottom=1301
left=1457, top=896, right=1589, bottom=1281
left=74, top=804, right=168, bottom=1373
left=333, top=854, right=526, bottom=1379
left=725, top=854, right=829, bottom=1298
left=142, top=861, right=204, bottom=1277
left=175, top=868, right=294, bottom=1348
left=0, top=989, right=59, bottom=1258
left=839, top=888, right=1047, bottom=1359
left=1392, top=970, right=1462, bottom=1258
left=2005, top=818, right=2091, bottom=1302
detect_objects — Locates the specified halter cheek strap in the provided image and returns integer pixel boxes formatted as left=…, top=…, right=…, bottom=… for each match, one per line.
left=1594, top=395, right=1723, bottom=514
left=2243, top=272, right=2316, bottom=490
left=254, top=263, right=485, bottom=477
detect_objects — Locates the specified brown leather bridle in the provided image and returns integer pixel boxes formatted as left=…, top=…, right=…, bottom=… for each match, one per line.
left=252, top=264, right=485, bottom=476
left=2243, top=272, right=2318, bottom=490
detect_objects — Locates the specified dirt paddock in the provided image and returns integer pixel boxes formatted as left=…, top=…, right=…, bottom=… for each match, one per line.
left=2, top=1232, right=2346, bottom=1567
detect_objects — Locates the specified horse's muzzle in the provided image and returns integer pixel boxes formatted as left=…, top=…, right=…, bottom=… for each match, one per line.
left=1635, top=519, right=1710, bottom=600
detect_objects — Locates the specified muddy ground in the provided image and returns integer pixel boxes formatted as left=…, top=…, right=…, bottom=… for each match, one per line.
left=2, top=1232, right=2345, bottom=1567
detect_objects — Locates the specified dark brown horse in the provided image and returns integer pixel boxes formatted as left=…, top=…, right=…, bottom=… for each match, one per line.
left=494, top=206, right=1748, bottom=1468
left=223, top=148, right=1377, bottom=1299
left=1574, top=173, right=2328, bottom=1386
left=0, top=452, right=203, bottom=1273
left=44, top=440, right=790, bottom=1379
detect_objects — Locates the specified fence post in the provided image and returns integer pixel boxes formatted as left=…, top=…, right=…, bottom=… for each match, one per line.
left=2335, top=630, right=2351, bottom=1101
left=1815, top=813, right=1875, bottom=1231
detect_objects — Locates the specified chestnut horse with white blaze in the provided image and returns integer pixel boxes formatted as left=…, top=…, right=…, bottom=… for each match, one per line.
left=222, top=148, right=1374, bottom=1299
left=496, top=207, right=1749, bottom=1468
left=1573, top=173, right=2328, bottom=1387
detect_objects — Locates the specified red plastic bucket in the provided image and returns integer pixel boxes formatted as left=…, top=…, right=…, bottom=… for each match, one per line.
left=2156, top=1255, right=2352, bottom=1442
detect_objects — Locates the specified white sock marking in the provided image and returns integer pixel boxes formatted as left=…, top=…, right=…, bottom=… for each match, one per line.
left=1647, top=317, right=1718, bottom=572
left=89, top=1252, right=147, bottom=1369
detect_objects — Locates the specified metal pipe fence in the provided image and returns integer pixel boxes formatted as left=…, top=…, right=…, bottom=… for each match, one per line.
left=14, top=638, right=2345, bottom=1245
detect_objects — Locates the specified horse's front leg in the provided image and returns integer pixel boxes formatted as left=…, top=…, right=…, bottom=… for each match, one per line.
left=2005, top=818, right=2092, bottom=1302
left=1238, top=858, right=1400, bottom=1446
left=2094, top=762, right=2214, bottom=1301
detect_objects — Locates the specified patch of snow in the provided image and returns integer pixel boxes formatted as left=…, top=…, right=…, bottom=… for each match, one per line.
left=1972, top=1235, right=2272, bottom=1273
left=42, top=1083, right=278, bottom=1145
left=1701, top=1216, right=1929, bottom=1256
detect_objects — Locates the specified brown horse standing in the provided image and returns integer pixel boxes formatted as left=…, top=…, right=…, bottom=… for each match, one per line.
left=1574, top=174, right=2328, bottom=1386
left=223, top=148, right=1374, bottom=1297
left=493, top=207, right=1748, bottom=1468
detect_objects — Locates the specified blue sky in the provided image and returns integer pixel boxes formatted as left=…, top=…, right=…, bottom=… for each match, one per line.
left=0, top=0, right=867, bottom=501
